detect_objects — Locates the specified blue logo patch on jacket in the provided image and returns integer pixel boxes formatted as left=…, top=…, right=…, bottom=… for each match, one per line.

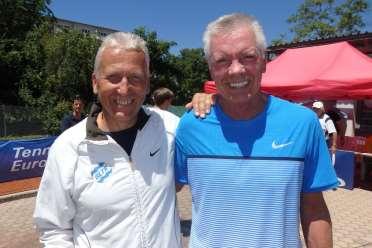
left=91, top=162, right=112, bottom=183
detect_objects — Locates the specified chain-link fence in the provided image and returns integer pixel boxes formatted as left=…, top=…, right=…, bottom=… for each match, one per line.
left=0, top=104, right=187, bottom=138
left=0, top=105, right=46, bottom=137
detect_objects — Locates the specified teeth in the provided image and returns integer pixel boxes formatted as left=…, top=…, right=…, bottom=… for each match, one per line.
left=229, top=81, right=248, bottom=88
left=116, top=97, right=133, bottom=106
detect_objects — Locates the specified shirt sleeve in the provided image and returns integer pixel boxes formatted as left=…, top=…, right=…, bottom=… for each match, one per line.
left=33, top=137, right=77, bottom=247
left=174, top=121, right=189, bottom=185
left=325, top=118, right=337, bottom=134
left=302, top=115, right=339, bottom=192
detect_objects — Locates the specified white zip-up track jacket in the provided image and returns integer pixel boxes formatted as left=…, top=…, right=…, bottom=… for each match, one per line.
left=34, top=106, right=181, bottom=248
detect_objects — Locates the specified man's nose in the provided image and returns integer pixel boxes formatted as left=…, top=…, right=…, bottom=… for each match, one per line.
left=228, top=59, right=245, bottom=74
left=118, top=78, right=130, bottom=94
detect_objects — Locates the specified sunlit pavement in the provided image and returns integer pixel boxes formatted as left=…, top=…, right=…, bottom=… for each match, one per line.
left=0, top=185, right=372, bottom=248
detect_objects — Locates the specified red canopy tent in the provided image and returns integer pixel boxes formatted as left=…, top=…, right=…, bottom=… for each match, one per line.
left=204, top=41, right=372, bottom=100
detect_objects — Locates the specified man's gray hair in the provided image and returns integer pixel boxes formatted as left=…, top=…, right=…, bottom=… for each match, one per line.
left=203, top=13, right=267, bottom=60
left=94, top=32, right=150, bottom=76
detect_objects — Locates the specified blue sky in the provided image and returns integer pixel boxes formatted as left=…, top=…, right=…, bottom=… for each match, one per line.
left=50, top=0, right=372, bottom=54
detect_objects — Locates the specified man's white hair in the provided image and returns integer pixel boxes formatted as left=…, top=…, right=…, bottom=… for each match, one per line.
left=94, top=32, right=150, bottom=76
left=203, top=13, right=267, bottom=60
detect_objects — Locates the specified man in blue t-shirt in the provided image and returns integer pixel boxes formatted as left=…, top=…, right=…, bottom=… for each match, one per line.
left=174, top=13, right=338, bottom=248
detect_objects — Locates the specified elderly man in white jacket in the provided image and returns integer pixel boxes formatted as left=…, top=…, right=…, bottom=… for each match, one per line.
left=33, top=32, right=181, bottom=248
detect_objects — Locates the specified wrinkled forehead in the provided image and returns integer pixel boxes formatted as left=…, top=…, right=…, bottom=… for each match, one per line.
left=101, top=47, right=145, bottom=63
left=209, top=30, right=261, bottom=58
left=98, top=48, right=148, bottom=75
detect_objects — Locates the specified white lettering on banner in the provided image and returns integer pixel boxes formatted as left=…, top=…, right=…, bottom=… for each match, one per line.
left=10, top=159, right=47, bottom=172
left=13, top=146, right=50, bottom=159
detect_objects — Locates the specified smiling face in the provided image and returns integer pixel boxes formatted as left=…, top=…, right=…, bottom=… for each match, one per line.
left=92, top=48, right=149, bottom=131
left=208, top=26, right=266, bottom=107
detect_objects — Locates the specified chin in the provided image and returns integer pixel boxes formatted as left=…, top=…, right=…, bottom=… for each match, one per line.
left=115, top=112, right=133, bottom=119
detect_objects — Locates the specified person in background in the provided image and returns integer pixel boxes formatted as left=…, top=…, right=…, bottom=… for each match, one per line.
left=60, top=95, right=85, bottom=132
left=34, top=32, right=181, bottom=247
left=150, top=87, right=180, bottom=133
left=324, top=100, right=347, bottom=145
left=175, top=13, right=338, bottom=248
left=312, top=101, right=338, bottom=154
left=151, top=87, right=175, bottom=110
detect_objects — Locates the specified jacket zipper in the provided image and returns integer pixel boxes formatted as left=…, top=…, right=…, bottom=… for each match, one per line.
left=129, top=130, right=149, bottom=248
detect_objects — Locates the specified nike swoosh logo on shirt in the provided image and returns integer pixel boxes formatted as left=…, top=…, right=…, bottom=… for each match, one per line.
left=150, top=148, right=160, bottom=157
left=272, top=141, right=293, bottom=149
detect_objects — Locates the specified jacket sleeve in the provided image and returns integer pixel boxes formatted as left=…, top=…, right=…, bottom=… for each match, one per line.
left=33, top=136, right=77, bottom=247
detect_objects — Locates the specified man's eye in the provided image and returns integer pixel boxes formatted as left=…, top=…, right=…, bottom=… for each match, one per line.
left=128, top=75, right=144, bottom=83
left=215, top=58, right=230, bottom=66
left=241, top=54, right=257, bottom=61
left=107, top=75, right=122, bottom=84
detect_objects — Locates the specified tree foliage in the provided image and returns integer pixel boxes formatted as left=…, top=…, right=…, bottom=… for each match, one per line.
left=335, top=0, right=370, bottom=34
left=173, top=48, right=209, bottom=104
left=20, top=28, right=100, bottom=134
left=0, top=0, right=53, bottom=105
left=287, top=0, right=369, bottom=42
left=133, top=27, right=179, bottom=102
left=0, top=0, right=52, bottom=40
left=0, top=2, right=212, bottom=135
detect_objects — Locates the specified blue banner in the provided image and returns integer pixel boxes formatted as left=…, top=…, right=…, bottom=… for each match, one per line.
left=0, top=137, right=56, bottom=183
left=334, top=150, right=355, bottom=190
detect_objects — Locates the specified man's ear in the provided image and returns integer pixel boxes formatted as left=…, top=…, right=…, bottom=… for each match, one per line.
left=92, top=73, right=98, bottom=94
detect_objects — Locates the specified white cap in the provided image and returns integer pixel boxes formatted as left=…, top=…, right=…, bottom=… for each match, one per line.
left=312, top=101, right=324, bottom=109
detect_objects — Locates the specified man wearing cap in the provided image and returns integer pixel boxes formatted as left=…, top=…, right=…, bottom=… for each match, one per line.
left=312, top=101, right=338, bottom=154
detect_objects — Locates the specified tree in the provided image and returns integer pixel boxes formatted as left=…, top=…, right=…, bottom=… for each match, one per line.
left=131, top=27, right=210, bottom=104
left=270, top=34, right=289, bottom=46
left=20, top=29, right=100, bottom=134
left=133, top=27, right=180, bottom=102
left=0, top=0, right=53, bottom=105
left=287, top=0, right=369, bottom=42
left=335, top=0, right=369, bottom=35
left=173, top=48, right=210, bottom=104
left=0, top=0, right=52, bottom=40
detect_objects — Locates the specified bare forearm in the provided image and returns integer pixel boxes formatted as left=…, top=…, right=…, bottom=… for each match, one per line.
left=301, top=217, right=332, bottom=248
left=332, top=133, right=337, bottom=147
left=301, top=192, right=333, bottom=248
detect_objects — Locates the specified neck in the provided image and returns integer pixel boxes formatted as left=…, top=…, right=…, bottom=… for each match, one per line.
left=158, top=103, right=168, bottom=110
left=97, top=111, right=137, bottom=132
left=219, top=93, right=267, bottom=120
left=73, top=111, right=81, bottom=118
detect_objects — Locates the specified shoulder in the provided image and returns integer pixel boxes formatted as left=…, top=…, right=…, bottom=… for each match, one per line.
left=268, top=96, right=317, bottom=122
left=144, top=107, right=180, bottom=134
left=177, top=108, right=204, bottom=131
left=54, top=118, right=87, bottom=151
left=323, top=114, right=332, bottom=122
left=61, top=114, right=73, bottom=122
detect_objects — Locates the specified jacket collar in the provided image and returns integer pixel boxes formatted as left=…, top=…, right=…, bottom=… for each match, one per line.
left=86, top=102, right=149, bottom=140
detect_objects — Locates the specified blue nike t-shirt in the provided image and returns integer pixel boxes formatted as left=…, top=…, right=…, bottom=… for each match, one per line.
left=174, top=95, right=338, bottom=248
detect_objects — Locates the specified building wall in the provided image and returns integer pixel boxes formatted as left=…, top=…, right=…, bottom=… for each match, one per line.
left=55, top=18, right=118, bottom=39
